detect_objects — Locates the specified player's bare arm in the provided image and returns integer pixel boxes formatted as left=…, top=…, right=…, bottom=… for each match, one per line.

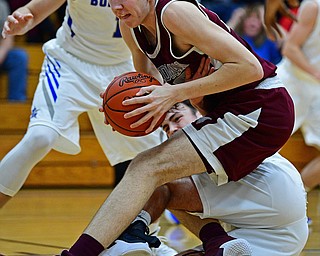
left=282, top=1, right=320, bottom=80
left=163, top=2, right=263, bottom=98
left=2, top=0, right=65, bottom=38
left=122, top=1, right=264, bottom=131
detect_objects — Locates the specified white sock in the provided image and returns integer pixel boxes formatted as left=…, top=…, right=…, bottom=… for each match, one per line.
left=133, top=210, right=151, bottom=226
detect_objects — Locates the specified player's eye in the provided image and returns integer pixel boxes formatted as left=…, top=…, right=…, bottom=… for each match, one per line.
left=162, top=125, right=169, bottom=133
left=173, top=114, right=182, bottom=123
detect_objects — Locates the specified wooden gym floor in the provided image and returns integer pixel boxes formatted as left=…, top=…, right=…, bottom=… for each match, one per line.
left=0, top=187, right=319, bottom=256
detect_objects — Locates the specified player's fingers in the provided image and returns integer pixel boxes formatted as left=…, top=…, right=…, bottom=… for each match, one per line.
left=128, top=109, right=152, bottom=129
left=201, top=57, right=211, bottom=76
left=100, top=91, right=105, bottom=98
left=185, top=67, right=192, bottom=82
left=1, top=29, right=7, bottom=39
left=191, top=57, right=206, bottom=80
left=123, top=94, right=148, bottom=106
left=198, top=56, right=206, bottom=73
left=146, top=114, right=163, bottom=134
left=7, top=14, right=19, bottom=24
left=124, top=102, right=148, bottom=118
left=12, top=12, right=32, bottom=20
left=146, top=110, right=164, bottom=133
left=21, top=13, right=34, bottom=22
left=135, top=85, right=157, bottom=96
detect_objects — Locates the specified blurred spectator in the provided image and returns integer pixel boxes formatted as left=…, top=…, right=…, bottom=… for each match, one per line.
left=0, top=0, right=28, bottom=101
left=232, top=3, right=283, bottom=64
left=200, top=0, right=264, bottom=23
left=8, top=0, right=56, bottom=43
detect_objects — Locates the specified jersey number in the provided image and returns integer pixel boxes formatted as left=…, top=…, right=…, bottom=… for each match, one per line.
left=90, top=1, right=121, bottom=38
left=90, top=0, right=107, bottom=6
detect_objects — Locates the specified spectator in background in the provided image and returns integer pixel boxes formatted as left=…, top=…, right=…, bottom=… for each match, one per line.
left=0, top=0, right=28, bottom=102
left=232, top=3, right=283, bottom=65
left=200, top=0, right=264, bottom=23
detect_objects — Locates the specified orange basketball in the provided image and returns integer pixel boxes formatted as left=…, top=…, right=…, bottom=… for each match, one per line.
left=102, top=71, right=165, bottom=137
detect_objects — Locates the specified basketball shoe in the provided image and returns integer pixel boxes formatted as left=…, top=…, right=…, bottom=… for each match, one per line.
left=150, top=227, right=178, bottom=256
left=100, top=220, right=160, bottom=256
left=100, top=221, right=177, bottom=256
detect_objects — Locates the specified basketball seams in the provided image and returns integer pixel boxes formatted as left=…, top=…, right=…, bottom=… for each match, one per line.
left=105, top=86, right=144, bottom=111
left=105, top=111, right=146, bottom=136
left=102, top=71, right=164, bottom=137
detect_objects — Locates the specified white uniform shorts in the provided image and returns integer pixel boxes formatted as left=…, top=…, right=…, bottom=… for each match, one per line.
left=277, top=60, right=320, bottom=150
left=191, top=153, right=308, bottom=255
left=29, top=39, right=165, bottom=165
left=183, top=77, right=294, bottom=185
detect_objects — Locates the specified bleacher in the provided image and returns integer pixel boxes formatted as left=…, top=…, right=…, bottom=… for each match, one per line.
left=0, top=43, right=319, bottom=188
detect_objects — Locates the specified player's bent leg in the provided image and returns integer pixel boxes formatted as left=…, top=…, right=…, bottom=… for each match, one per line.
left=0, top=125, right=59, bottom=208
left=172, top=211, right=252, bottom=256
left=79, top=131, right=205, bottom=252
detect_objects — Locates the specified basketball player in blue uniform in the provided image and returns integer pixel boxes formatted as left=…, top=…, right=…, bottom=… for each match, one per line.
left=1, top=0, right=177, bottom=255
left=58, top=0, right=307, bottom=256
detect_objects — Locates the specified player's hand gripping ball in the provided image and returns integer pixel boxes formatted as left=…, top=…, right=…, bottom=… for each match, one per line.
left=102, top=71, right=165, bottom=137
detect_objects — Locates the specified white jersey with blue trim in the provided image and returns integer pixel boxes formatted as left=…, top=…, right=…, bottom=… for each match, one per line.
left=55, top=0, right=131, bottom=66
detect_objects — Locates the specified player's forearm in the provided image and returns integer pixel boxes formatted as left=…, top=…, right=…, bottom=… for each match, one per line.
left=174, top=60, right=263, bottom=103
left=282, top=43, right=318, bottom=78
left=16, top=0, right=65, bottom=32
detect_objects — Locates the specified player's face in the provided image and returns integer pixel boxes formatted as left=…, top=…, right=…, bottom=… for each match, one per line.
left=162, top=103, right=198, bottom=138
left=109, top=0, right=152, bottom=28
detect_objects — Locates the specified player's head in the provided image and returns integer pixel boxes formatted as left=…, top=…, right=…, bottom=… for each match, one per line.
left=162, top=100, right=201, bottom=137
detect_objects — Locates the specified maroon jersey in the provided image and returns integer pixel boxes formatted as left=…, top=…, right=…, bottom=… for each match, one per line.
left=132, top=0, right=294, bottom=182
left=132, top=0, right=277, bottom=110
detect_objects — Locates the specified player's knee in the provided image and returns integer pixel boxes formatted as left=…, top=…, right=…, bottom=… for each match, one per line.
left=126, top=153, right=163, bottom=186
left=25, top=126, right=59, bottom=151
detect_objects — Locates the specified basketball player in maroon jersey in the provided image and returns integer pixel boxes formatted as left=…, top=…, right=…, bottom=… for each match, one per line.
left=60, top=0, right=306, bottom=255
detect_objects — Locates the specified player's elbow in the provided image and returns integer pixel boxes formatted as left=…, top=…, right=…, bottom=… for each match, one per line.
left=248, top=58, right=264, bottom=81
